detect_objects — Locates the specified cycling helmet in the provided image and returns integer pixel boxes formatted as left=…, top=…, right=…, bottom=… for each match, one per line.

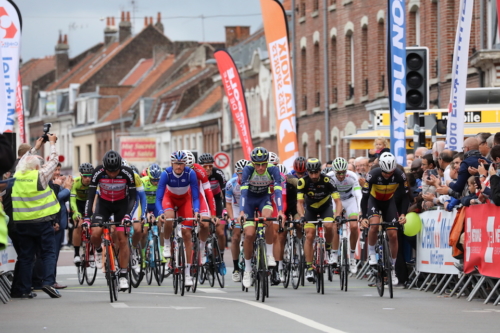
left=170, top=151, right=187, bottom=164
left=234, top=159, right=249, bottom=171
left=323, top=166, right=334, bottom=174
left=250, top=147, right=269, bottom=163
left=183, top=150, right=195, bottom=167
left=103, top=150, right=122, bottom=172
left=306, top=158, right=322, bottom=172
left=130, top=165, right=140, bottom=175
left=198, top=153, right=214, bottom=165
left=379, top=152, right=397, bottom=173
left=147, top=163, right=162, bottom=179
left=268, top=152, right=279, bottom=165
left=121, top=159, right=129, bottom=167
left=79, top=162, right=94, bottom=174
left=332, top=157, right=348, bottom=172
left=293, top=156, right=307, bottom=173
left=142, top=168, right=147, bottom=177
left=277, top=164, right=288, bottom=175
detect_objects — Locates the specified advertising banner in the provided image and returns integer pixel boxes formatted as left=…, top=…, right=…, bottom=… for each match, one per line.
left=260, top=0, right=298, bottom=170
left=214, top=50, right=253, bottom=160
left=387, top=0, right=407, bottom=166
left=445, top=0, right=474, bottom=151
left=15, top=74, right=24, bottom=142
left=464, top=204, right=500, bottom=278
left=120, top=137, right=156, bottom=162
left=417, top=209, right=460, bottom=274
left=0, top=0, right=22, bottom=134
left=0, top=239, right=17, bottom=271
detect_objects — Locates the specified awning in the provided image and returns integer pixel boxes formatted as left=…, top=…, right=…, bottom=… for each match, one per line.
left=344, top=126, right=500, bottom=150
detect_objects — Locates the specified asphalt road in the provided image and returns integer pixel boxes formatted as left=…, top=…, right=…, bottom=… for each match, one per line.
left=2, top=251, right=499, bottom=333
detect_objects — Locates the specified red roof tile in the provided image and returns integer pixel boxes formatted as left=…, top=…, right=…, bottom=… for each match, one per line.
left=121, top=58, right=154, bottom=86
left=184, top=86, right=222, bottom=118
left=152, top=66, right=208, bottom=99
left=20, top=56, right=55, bottom=86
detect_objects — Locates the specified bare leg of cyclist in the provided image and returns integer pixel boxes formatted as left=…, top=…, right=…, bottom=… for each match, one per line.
left=132, top=223, right=142, bottom=247
left=198, top=216, right=210, bottom=263
left=163, top=210, right=174, bottom=257
left=72, top=219, right=82, bottom=263
left=90, top=227, right=103, bottom=250
left=182, top=228, right=192, bottom=265
left=216, top=223, right=226, bottom=258
left=367, top=216, right=380, bottom=264
left=115, top=230, right=130, bottom=270
left=326, top=223, right=338, bottom=265
left=387, top=229, right=398, bottom=265
left=262, top=208, right=275, bottom=266
left=349, top=219, right=359, bottom=251
left=231, top=227, right=241, bottom=267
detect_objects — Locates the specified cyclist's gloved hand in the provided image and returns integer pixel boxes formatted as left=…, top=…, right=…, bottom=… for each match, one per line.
left=299, top=216, right=306, bottom=224
left=335, top=216, right=341, bottom=223
left=82, top=217, right=91, bottom=228
left=121, top=214, right=131, bottom=225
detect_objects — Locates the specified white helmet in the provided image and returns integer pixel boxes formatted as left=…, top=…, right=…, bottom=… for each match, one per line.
left=182, top=150, right=195, bottom=167
left=332, top=157, right=348, bottom=172
left=121, top=159, right=129, bottom=167
left=234, top=159, right=249, bottom=172
left=379, top=152, right=397, bottom=173
left=268, top=152, right=279, bottom=165
left=277, top=164, right=288, bottom=175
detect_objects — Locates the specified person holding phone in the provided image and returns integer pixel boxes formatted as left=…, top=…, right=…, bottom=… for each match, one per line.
left=421, top=154, right=438, bottom=196
left=487, top=146, right=500, bottom=206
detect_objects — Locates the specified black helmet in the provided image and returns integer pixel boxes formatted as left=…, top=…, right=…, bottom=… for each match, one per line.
left=130, top=165, right=139, bottom=175
left=103, top=150, right=122, bottom=172
left=79, top=162, right=94, bottom=174
left=306, top=158, right=321, bottom=172
left=198, top=153, right=214, bottom=164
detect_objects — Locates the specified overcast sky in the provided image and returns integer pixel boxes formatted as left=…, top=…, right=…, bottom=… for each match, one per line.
left=17, top=0, right=264, bottom=62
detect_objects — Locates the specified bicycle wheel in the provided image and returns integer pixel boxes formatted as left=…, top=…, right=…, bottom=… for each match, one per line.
left=153, top=236, right=163, bottom=286
left=258, top=241, right=268, bottom=301
left=145, top=244, right=153, bottom=285
left=213, top=239, right=225, bottom=288
left=177, top=239, right=186, bottom=296
left=85, top=243, right=98, bottom=286
left=254, top=269, right=260, bottom=301
left=291, top=237, right=302, bottom=290
left=300, top=239, right=306, bottom=287
left=383, top=233, right=393, bottom=299
left=199, top=265, right=206, bottom=285
left=191, top=237, right=199, bottom=293
left=342, top=238, right=349, bottom=292
left=105, top=246, right=114, bottom=303
left=376, top=242, right=385, bottom=297
left=130, top=244, right=143, bottom=288
left=259, top=270, right=267, bottom=302
left=206, top=240, right=215, bottom=288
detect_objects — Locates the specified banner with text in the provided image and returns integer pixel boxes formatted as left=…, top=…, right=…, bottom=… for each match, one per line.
left=417, top=209, right=460, bottom=274
left=214, top=50, right=253, bottom=160
left=387, top=0, right=407, bottom=166
left=0, top=0, right=22, bottom=134
left=15, top=74, right=25, bottom=142
left=260, top=0, right=298, bottom=170
left=464, top=203, right=500, bottom=278
left=120, top=137, right=156, bottom=162
left=445, top=0, right=474, bottom=151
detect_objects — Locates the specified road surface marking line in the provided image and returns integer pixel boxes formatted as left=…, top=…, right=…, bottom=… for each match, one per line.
left=197, top=288, right=226, bottom=293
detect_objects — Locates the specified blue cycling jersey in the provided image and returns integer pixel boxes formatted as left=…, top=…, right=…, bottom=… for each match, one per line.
left=240, top=163, right=283, bottom=211
left=288, top=169, right=308, bottom=179
left=155, top=166, right=200, bottom=215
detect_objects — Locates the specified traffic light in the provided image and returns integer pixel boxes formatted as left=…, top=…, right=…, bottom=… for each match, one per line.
left=406, top=47, right=429, bottom=110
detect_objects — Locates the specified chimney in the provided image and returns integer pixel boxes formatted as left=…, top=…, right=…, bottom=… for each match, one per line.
left=104, top=16, right=117, bottom=45
left=119, top=11, right=132, bottom=43
left=149, top=17, right=153, bottom=26
left=225, top=26, right=250, bottom=48
left=55, top=33, right=69, bottom=79
left=144, top=16, right=148, bottom=28
left=154, top=12, right=164, bottom=33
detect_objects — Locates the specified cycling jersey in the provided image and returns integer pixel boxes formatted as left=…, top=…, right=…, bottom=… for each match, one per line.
left=132, top=173, right=147, bottom=220
left=360, top=167, right=410, bottom=220
left=271, top=171, right=287, bottom=220
left=141, top=176, right=158, bottom=205
left=326, top=170, right=362, bottom=217
left=70, top=176, right=89, bottom=219
left=225, top=176, right=241, bottom=217
left=288, top=169, right=308, bottom=179
left=84, top=165, right=137, bottom=220
left=297, top=175, right=340, bottom=210
left=191, top=163, right=216, bottom=216
left=240, top=163, right=283, bottom=212
left=156, top=166, right=200, bottom=219
left=208, top=167, right=226, bottom=216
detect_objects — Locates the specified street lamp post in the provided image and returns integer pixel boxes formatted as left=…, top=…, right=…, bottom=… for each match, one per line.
left=96, top=95, right=123, bottom=151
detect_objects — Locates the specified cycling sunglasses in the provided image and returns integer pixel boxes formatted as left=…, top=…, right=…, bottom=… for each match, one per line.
left=81, top=174, right=92, bottom=178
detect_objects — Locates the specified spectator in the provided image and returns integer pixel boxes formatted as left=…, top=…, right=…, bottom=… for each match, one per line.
left=9, top=143, right=31, bottom=175
left=415, top=147, right=427, bottom=159
left=476, top=132, right=492, bottom=158
left=438, top=152, right=453, bottom=183
left=494, top=132, right=500, bottom=146
left=431, top=141, right=446, bottom=161
left=325, top=160, right=333, bottom=168
left=11, top=134, right=62, bottom=299
left=410, top=159, right=423, bottom=195
left=347, top=163, right=355, bottom=172
left=460, top=176, right=481, bottom=207
left=486, top=135, right=494, bottom=160
left=373, top=137, right=390, bottom=158
left=0, top=134, right=15, bottom=252
left=0, top=134, right=15, bottom=175
left=449, top=137, right=487, bottom=194
left=354, top=157, right=369, bottom=186
left=406, top=153, right=414, bottom=168
left=488, top=146, right=500, bottom=205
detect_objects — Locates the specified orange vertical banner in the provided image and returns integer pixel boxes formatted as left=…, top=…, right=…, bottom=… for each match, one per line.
left=260, top=0, right=299, bottom=170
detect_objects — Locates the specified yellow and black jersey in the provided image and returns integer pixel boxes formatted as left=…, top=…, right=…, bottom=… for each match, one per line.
left=361, top=167, right=409, bottom=201
left=297, top=175, right=340, bottom=209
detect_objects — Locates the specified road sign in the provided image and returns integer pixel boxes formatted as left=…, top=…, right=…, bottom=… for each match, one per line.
left=213, top=152, right=230, bottom=169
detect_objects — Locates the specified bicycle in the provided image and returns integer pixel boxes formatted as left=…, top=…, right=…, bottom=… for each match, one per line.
left=141, top=214, right=164, bottom=287
left=240, top=215, right=281, bottom=302
left=91, top=220, right=122, bottom=303
left=200, top=218, right=226, bottom=289
left=369, top=221, right=395, bottom=298
left=78, top=223, right=97, bottom=286
left=336, top=216, right=358, bottom=292
left=229, top=218, right=248, bottom=292
left=307, top=219, right=332, bottom=295
left=188, top=215, right=213, bottom=293
left=282, top=219, right=304, bottom=289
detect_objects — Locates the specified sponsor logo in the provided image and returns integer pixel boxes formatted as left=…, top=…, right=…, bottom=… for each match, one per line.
left=0, top=7, right=18, bottom=39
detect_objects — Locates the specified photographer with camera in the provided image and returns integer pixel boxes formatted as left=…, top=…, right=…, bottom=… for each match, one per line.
left=487, top=146, right=500, bottom=206
left=10, top=128, right=62, bottom=299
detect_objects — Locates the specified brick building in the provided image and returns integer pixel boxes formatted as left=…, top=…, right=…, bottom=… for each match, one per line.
left=294, top=0, right=493, bottom=161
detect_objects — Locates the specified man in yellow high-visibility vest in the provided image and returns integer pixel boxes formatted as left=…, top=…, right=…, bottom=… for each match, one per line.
left=12, top=133, right=62, bottom=299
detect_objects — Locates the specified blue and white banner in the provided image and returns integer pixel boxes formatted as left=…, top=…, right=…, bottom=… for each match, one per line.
left=417, top=209, right=460, bottom=275
left=387, top=0, right=406, bottom=166
left=446, top=0, right=474, bottom=151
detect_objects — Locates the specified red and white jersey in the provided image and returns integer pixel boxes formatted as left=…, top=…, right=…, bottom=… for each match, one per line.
left=191, top=163, right=216, bottom=215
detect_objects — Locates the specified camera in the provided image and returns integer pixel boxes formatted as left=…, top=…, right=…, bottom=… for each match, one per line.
left=41, top=123, right=52, bottom=143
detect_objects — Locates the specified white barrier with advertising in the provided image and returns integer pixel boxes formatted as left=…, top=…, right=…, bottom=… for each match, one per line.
left=0, top=240, right=17, bottom=271
left=417, top=209, right=459, bottom=274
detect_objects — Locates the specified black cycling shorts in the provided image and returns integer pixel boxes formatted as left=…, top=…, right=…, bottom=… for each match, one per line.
left=366, top=196, right=399, bottom=229
left=92, top=198, right=128, bottom=228
left=304, top=201, right=334, bottom=229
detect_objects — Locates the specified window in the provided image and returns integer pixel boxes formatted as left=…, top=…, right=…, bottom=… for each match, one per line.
left=300, top=0, right=306, bottom=17
left=301, top=47, right=307, bottom=110
left=377, top=20, right=385, bottom=92
left=76, top=146, right=81, bottom=166
left=87, top=144, right=92, bottom=164
left=314, top=42, right=320, bottom=107
left=77, top=99, right=86, bottom=125
left=87, top=98, right=97, bottom=123
left=313, top=0, right=319, bottom=12
left=303, top=142, right=309, bottom=158
left=103, top=140, right=107, bottom=153
left=330, top=36, right=337, bottom=104
left=98, top=141, right=101, bottom=159
left=361, top=26, right=368, bottom=96
left=345, top=33, right=354, bottom=100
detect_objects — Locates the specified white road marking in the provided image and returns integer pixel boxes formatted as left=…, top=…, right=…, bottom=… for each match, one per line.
left=196, top=288, right=226, bottom=293
left=110, top=303, right=203, bottom=310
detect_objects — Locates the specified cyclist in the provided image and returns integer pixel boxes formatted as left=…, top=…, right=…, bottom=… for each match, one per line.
left=297, top=158, right=342, bottom=282
left=326, top=157, right=362, bottom=273
left=198, top=153, right=227, bottom=258
left=83, top=150, right=137, bottom=291
left=240, top=147, right=285, bottom=288
left=288, top=156, right=308, bottom=179
left=183, top=150, right=217, bottom=264
left=268, top=151, right=279, bottom=166
left=156, top=151, right=200, bottom=287
left=360, top=152, right=409, bottom=285
left=274, top=164, right=289, bottom=283
left=225, top=159, right=248, bottom=282
left=141, top=163, right=163, bottom=262
left=70, top=162, right=94, bottom=265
